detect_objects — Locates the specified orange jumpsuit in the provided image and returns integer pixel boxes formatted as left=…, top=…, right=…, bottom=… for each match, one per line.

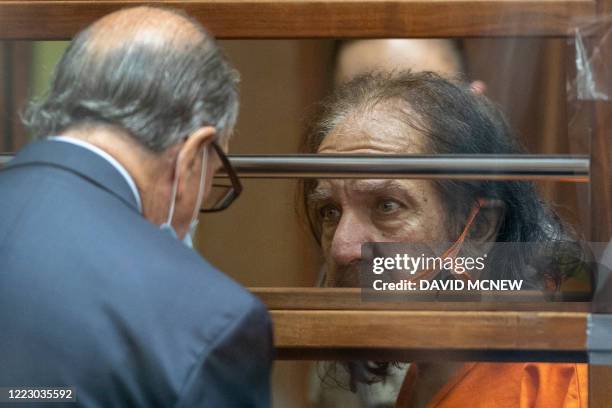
left=395, top=362, right=588, bottom=408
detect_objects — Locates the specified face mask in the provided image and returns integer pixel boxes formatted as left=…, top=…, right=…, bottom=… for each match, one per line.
left=181, top=218, right=200, bottom=248
left=409, top=198, right=493, bottom=283
left=160, top=146, right=209, bottom=248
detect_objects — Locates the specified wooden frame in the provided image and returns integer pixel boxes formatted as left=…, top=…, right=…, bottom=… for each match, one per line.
left=0, top=0, right=597, bottom=40
left=253, top=288, right=591, bottom=361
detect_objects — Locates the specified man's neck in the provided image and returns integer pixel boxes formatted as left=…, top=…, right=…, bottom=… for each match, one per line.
left=61, top=126, right=173, bottom=225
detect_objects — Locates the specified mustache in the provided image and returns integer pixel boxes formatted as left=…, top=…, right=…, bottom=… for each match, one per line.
left=326, top=260, right=363, bottom=288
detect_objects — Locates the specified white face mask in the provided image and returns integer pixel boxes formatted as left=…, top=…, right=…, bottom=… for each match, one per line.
left=160, top=146, right=209, bottom=248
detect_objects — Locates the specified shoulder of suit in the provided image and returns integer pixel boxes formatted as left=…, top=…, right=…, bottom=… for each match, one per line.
left=128, top=217, right=264, bottom=309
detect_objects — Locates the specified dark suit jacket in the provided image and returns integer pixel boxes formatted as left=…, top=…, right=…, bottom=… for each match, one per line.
left=0, top=140, right=274, bottom=407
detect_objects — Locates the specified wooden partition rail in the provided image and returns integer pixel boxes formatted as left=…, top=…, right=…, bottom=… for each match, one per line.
left=252, top=288, right=592, bottom=362
left=0, top=0, right=597, bottom=40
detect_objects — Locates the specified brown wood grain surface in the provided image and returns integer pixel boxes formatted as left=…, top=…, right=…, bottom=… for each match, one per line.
left=589, top=0, right=612, bottom=403
left=251, top=288, right=591, bottom=361
left=0, top=0, right=596, bottom=40
left=270, top=309, right=589, bottom=361
left=252, top=287, right=593, bottom=311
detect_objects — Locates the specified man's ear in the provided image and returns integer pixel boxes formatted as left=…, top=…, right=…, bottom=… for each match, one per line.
left=470, top=200, right=505, bottom=244
left=175, top=126, right=216, bottom=200
left=469, top=80, right=487, bottom=94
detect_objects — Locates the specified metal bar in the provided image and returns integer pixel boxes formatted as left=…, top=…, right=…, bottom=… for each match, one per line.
left=1, top=153, right=590, bottom=182
left=227, top=154, right=590, bottom=182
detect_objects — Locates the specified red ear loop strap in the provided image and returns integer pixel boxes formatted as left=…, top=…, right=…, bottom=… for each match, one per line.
left=409, top=199, right=491, bottom=283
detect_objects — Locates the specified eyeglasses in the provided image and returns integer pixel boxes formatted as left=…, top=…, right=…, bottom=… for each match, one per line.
left=200, top=141, right=242, bottom=212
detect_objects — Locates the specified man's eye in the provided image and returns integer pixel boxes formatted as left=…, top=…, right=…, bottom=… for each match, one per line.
left=377, top=199, right=402, bottom=214
left=319, top=205, right=341, bottom=222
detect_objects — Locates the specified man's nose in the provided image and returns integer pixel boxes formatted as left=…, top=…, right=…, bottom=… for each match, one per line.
left=329, top=212, right=371, bottom=267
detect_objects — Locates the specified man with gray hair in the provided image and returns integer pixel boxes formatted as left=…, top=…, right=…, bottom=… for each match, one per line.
left=0, top=6, right=273, bottom=407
